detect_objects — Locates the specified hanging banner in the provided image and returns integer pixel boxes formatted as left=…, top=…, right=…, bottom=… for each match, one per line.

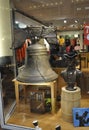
left=84, top=24, right=89, bottom=45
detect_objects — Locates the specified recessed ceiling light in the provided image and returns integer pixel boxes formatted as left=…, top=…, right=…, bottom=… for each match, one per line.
left=42, top=4, right=45, bottom=7
left=64, top=20, right=67, bottom=23
left=33, top=5, right=36, bottom=8
left=85, top=7, right=89, bottom=10
left=18, top=23, right=27, bottom=28
left=55, top=2, right=58, bottom=5
left=60, top=1, right=63, bottom=5
left=75, top=20, right=78, bottom=23
left=50, top=3, right=53, bottom=6
left=46, top=3, right=49, bottom=6
left=77, top=8, right=81, bottom=11
left=15, top=21, right=19, bottom=24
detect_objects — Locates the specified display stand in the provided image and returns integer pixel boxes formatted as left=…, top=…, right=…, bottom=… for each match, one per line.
left=61, top=86, right=81, bottom=122
left=13, top=79, right=57, bottom=114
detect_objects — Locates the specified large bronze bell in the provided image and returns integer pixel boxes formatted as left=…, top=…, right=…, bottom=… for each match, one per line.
left=17, top=42, right=58, bottom=83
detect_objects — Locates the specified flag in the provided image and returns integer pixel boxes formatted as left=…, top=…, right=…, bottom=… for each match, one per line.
left=84, top=24, right=89, bottom=45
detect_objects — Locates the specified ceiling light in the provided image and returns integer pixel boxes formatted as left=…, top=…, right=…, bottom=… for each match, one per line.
left=60, top=1, right=63, bottom=5
left=55, top=2, right=58, bottom=5
left=64, top=20, right=67, bottom=23
left=42, top=4, right=45, bottom=7
left=15, top=21, right=19, bottom=24
left=18, top=23, right=27, bottom=28
left=85, top=7, right=89, bottom=10
left=46, top=3, right=49, bottom=6
left=74, top=34, right=78, bottom=38
left=75, top=20, right=78, bottom=23
left=33, top=5, right=36, bottom=8
left=50, top=3, right=53, bottom=6
left=77, top=8, right=81, bottom=11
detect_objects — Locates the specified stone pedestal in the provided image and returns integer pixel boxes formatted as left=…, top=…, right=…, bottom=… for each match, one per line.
left=61, top=86, right=81, bottom=122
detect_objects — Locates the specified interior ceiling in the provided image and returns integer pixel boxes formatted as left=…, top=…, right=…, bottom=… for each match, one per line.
left=11, top=0, right=89, bottom=30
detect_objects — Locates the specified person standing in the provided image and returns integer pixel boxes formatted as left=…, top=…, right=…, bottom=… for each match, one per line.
left=58, top=35, right=65, bottom=56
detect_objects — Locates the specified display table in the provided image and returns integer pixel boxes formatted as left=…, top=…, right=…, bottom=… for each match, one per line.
left=13, top=79, right=57, bottom=114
